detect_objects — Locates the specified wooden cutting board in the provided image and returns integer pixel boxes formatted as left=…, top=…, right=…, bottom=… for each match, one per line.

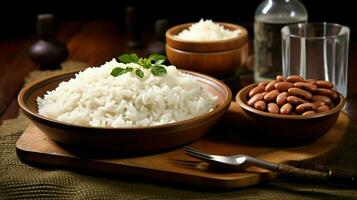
left=16, top=102, right=350, bottom=189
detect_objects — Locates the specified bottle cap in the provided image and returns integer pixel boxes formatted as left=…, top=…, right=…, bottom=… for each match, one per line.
left=37, top=13, right=55, bottom=37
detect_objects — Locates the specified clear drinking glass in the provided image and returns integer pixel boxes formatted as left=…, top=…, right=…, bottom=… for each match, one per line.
left=281, top=22, right=350, bottom=97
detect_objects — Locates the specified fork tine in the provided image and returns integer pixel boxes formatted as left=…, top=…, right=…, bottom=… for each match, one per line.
left=185, top=150, right=213, bottom=162
left=183, top=146, right=212, bottom=159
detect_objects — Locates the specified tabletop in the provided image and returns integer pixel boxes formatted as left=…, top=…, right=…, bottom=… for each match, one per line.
left=0, top=20, right=357, bottom=199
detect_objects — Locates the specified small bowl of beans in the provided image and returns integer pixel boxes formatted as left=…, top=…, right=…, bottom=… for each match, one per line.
left=236, top=75, right=345, bottom=142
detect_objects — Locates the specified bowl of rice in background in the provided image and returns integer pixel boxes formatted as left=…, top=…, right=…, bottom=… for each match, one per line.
left=18, top=59, right=232, bottom=154
left=166, top=19, right=248, bottom=78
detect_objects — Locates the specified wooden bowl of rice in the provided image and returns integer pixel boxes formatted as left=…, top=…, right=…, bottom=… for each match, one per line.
left=166, top=21, right=248, bottom=78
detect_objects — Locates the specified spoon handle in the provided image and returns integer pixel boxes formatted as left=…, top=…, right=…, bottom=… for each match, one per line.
left=278, top=163, right=357, bottom=188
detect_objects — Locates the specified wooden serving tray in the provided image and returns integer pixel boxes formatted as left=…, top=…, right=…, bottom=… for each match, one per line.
left=16, top=102, right=350, bottom=189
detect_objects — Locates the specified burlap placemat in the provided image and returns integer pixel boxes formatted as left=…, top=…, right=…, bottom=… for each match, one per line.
left=1, top=63, right=357, bottom=200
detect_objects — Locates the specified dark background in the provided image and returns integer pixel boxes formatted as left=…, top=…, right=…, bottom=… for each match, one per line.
left=0, top=0, right=355, bottom=40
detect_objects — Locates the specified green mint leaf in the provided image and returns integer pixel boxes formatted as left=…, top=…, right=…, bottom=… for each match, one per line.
left=155, top=59, right=165, bottom=65
left=111, top=67, right=133, bottom=77
left=143, top=59, right=152, bottom=69
left=135, top=69, right=144, bottom=78
left=137, top=58, right=144, bottom=66
left=137, top=58, right=151, bottom=69
left=111, top=67, right=126, bottom=77
left=113, top=53, right=168, bottom=78
left=151, top=65, right=167, bottom=77
left=149, top=54, right=166, bottom=62
left=118, top=53, right=139, bottom=63
left=125, top=67, right=133, bottom=72
left=130, top=53, right=139, bottom=61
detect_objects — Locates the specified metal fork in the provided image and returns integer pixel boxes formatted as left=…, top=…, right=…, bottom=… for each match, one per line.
left=184, top=146, right=278, bottom=171
left=184, top=146, right=357, bottom=187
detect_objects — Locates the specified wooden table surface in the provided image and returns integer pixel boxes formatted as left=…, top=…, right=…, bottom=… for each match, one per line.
left=1, top=20, right=357, bottom=125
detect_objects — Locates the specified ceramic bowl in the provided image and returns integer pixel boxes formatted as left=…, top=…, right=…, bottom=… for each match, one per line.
left=18, top=70, right=232, bottom=154
left=165, top=22, right=248, bottom=78
left=236, top=83, right=345, bottom=142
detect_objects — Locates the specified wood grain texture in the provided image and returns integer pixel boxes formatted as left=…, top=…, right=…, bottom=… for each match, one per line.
left=16, top=102, right=350, bottom=189
left=165, top=22, right=249, bottom=78
left=166, top=43, right=248, bottom=78
left=66, top=21, right=128, bottom=66
left=0, top=36, right=36, bottom=121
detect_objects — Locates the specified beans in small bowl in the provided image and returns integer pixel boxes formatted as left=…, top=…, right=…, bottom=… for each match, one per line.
left=246, top=75, right=338, bottom=116
left=236, top=75, right=345, bottom=142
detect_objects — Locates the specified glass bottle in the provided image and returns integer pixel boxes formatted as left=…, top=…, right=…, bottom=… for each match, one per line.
left=254, top=0, right=308, bottom=82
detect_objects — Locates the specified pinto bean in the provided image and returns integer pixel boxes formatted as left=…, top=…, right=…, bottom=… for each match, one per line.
left=264, top=90, right=280, bottom=102
left=275, top=82, right=293, bottom=92
left=287, top=96, right=308, bottom=105
left=306, top=79, right=317, bottom=84
left=312, top=101, right=326, bottom=107
left=311, top=95, right=332, bottom=105
left=287, top=75, right=304, bottom=83
left=248, top=85, right=265, bottom=97
left=288, top=87, right=312, bottom=100
left=280, top=103, right=293, bottom=115
left=276, top=75, right=285, bottom=82
left=302, top=110, right=316, bottom=116
left=247, top=93, right=265, bottom=106
left=258, top=80, right=270, bottom=87
left=293, top=82, right=317, bottom=92
left=265, top=80, right=277, bottom=92
left=296, top=103, right=317, bottom=113
left=254, top=100, right=266, bottom=111
left=267, top=103, right=280, bottom=114
left=276, top=92, right=289, bottom=106
left=314, top=88, right=338, bottom=100
left=316, top=105, right=330, bottom=113
left=316, top=80, right=334, bottom=89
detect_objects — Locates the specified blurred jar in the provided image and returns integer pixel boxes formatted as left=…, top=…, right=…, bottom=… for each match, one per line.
left=254, top=0, right=308, bottom=82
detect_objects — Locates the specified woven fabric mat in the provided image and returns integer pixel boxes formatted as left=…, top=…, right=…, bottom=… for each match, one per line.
left=1, top=63, right=357, bottom=200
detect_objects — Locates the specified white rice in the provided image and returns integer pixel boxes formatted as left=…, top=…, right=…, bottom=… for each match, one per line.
left=176, top=19, right=241, bottom=41
left=37, top=59, right=218, bottom=128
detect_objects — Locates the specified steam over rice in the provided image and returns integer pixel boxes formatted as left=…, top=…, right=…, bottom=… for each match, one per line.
left=37, top=59, right=218, bottom=127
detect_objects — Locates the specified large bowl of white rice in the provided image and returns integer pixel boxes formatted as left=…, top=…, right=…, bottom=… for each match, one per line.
left=18, top=59, right=232, bottom=153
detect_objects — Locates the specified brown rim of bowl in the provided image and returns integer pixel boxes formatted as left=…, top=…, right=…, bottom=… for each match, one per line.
left=236, top=83, right=345, bottom=120
left=166, top=22, right=248, bottom=52
left=18, top=69, right=232, bottom=130
left=166, top=43, right=249, bottom=55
